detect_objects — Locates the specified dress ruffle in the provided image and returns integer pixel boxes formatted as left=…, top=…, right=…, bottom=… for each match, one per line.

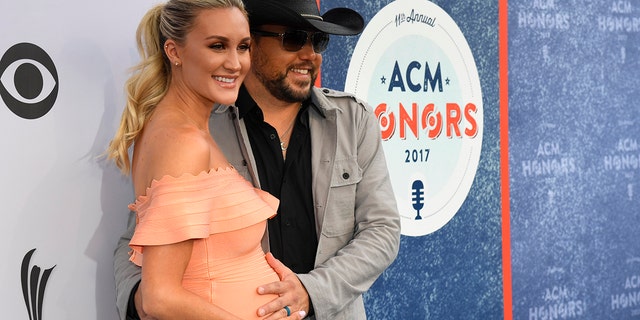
left=128, top=167, right=278, bottom=265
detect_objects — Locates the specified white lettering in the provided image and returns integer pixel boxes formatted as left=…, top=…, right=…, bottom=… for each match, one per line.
left=597, top=16, right=640, bottom=32
left=521, top=158, right=577, bottom=177
left=533, top=0, right=555, bottom=10
left=611, top=1, right=633, bottom=14
left=537, top=142, right=561, bottom=156
left=617, top=138, right=638, bottom=152
left=603, top=154, right=640, bottom=171
left=544, top=286, right=569, bottom=301
left=625, top=276, right=640, bottom=289
left=529, top=300, right=586, bottom=319
left=612, top=291, right=640, bottom=310
left=518, top=11, right=570, bottom=30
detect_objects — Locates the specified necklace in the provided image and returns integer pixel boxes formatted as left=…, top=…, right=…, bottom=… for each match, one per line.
left=278, top=104, right=302, bottom=152
left=279, top=119, right=295, bottom=152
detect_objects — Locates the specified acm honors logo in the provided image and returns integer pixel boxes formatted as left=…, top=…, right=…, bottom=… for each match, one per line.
left=0, top=42, right=59, bottom=119
left=21, top=249, right=56, bottom=320
left=345, top=0, right=483, bottom=236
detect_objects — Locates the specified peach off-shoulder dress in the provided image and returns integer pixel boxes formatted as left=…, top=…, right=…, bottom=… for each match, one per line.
left=128, top=167, right=280, bottom=319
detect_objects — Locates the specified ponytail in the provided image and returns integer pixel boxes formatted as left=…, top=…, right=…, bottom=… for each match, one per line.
left=106, top=5, right=170, bottom=175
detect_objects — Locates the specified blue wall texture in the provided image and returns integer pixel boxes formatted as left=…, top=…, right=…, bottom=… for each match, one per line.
left=509, top=1, right=640, bottom=319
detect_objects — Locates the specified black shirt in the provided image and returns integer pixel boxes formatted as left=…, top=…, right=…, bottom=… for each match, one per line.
left=236, top=85, right=318, bottom=274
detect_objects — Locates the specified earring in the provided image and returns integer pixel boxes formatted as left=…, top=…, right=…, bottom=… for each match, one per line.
left=175, top=61, right=180, bottom=66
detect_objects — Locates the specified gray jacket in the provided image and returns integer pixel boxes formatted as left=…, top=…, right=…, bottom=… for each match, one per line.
left=114, top=87, right=401, bottom=320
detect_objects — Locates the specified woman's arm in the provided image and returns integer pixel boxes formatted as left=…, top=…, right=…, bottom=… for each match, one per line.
left=132, top=114, right=244, bottom=319
left=140, top=240, right=242, bottom=319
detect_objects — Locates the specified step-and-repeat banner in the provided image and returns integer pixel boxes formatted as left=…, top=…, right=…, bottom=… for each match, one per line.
left=509, top=1, right=640, bottom=319
left=1, top=0, right=638, bottom=319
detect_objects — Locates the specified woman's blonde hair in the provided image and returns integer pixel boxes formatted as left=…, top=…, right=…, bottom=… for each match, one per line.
left=106, top=0, right=247, bottom=175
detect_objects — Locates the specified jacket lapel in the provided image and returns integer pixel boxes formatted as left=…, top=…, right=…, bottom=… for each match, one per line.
left=308, top=100, right=337, bottom=240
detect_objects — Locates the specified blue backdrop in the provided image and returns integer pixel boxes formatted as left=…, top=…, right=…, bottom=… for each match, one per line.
left=509, top=1, right=640, bottom=319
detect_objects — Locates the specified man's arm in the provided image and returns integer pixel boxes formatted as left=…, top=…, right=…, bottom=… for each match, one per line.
left=114, top=210, right=142, bottom=320
left=298, top=99, right=401, bottom=319
left=258, top=98, right=401, bottom=319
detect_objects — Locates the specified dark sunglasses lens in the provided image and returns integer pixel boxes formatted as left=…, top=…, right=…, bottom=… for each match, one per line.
left=312, top=33, right=329, bottom=53
left=282, top=31, right=309, bottom=51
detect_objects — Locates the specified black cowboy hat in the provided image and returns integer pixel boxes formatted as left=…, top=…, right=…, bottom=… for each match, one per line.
left=244, top=0, right=364, bottom=35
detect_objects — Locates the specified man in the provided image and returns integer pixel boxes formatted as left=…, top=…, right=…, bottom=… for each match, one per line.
left=114, top=0, right=400, bottom=319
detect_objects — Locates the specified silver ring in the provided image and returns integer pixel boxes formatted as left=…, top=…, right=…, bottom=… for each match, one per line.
left=284, top=305, right=291, bottom=316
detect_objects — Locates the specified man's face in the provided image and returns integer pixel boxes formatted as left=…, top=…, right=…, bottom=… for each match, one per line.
left=249, top=25, right=323, bottom=103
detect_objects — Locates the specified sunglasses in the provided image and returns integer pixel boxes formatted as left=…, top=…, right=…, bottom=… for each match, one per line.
left=251, top=29, right=330, bottom=53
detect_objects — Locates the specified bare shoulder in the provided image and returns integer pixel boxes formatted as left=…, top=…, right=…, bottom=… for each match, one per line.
left=133, top=114, right=211, bottom=190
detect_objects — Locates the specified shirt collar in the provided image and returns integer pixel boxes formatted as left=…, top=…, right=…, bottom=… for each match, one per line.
left=236, top=84, right=258, bottom=120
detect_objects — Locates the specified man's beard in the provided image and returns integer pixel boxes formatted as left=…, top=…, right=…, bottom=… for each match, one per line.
left=254, top=65, right=317, bottom=103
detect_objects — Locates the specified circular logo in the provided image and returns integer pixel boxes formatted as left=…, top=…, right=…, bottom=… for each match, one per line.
left=0, top=43, right=59, bottom=119
left=345, top=0, right=483, bottom=236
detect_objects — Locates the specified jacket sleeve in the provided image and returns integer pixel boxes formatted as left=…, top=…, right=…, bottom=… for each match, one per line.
left=113, top=210, right=141, bottom=320
left=298, top=97, right=401, bottom=319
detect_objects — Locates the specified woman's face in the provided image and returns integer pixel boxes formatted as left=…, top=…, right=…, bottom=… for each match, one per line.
left=176, top=7, right=251, bottom=105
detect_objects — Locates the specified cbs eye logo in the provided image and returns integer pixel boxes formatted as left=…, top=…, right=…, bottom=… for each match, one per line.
left=0, top=43, right=59, bottom=120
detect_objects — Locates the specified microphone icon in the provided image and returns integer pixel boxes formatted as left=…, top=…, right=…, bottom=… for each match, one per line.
left=411, top=180, right=424, bottom=220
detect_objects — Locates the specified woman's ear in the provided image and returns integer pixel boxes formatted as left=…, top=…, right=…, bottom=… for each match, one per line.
left=164, top=40, right=181, bottom=67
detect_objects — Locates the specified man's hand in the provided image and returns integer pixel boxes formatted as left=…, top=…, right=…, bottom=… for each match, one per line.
left=257, top=253, right=309, bottom=320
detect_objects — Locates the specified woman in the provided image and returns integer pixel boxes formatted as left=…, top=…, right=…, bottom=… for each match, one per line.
left=106, top=1, right=284, bottom=318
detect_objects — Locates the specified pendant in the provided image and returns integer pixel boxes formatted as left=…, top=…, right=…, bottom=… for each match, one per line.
left=280, top=141, right=287, bottom=152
